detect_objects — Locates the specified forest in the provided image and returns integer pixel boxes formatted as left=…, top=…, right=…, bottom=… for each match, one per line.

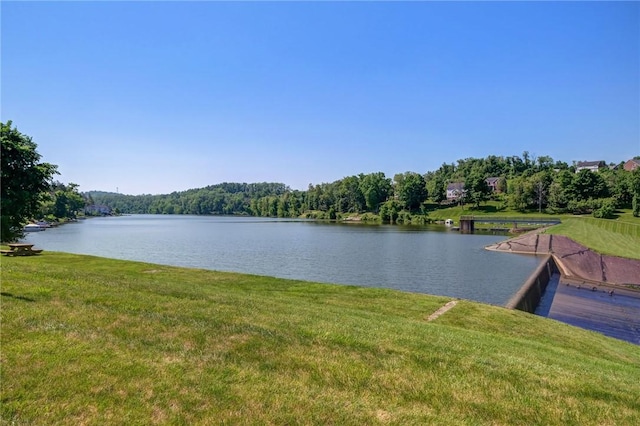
left=86, top=152, right=640, bottom=223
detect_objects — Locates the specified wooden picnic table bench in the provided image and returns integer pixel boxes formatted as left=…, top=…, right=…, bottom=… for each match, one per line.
left=2, top=243, right=43, bottom=256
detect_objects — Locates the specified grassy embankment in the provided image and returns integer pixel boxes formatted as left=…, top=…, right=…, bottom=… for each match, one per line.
left=545, top=216, right=640, bottom=260
left=2, top=253, right=640, bottom=425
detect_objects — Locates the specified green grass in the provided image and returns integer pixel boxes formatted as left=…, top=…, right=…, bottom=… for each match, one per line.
left=425, top=201, right=571, bottom=221
left=2, top=253, right=639, bottom=425
left=545, top=217, right=640, bottom=259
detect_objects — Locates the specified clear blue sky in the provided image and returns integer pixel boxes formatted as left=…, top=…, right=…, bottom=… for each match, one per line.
left=2, top=1, right=639, bottom=195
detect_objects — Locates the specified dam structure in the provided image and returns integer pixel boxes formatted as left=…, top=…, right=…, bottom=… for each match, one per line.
left=490, top=232, right=640, bottom=345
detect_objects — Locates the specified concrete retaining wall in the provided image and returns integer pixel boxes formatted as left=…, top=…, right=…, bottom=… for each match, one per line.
left=505, top=255, right=558, bottom=313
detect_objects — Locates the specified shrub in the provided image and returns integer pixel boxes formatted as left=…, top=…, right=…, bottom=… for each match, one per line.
left=567, top=199, right=596, bottom=215
left=359, top=213, right=381, bottom=222
left=592, top=198, right=616, bottom=219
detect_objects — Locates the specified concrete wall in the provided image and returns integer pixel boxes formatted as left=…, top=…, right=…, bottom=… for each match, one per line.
left=505, top=255, right=558, bottom=313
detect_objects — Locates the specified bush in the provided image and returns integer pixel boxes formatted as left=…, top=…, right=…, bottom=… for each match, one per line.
left=359, top=213, right=381, bottom=223
left=395, top=210, right=412, bottom=224
left=567, top=199, right=596, bottom=215
left=593, top=198, right=616, bottom=219
left=409, top=214, right=431, bottom=225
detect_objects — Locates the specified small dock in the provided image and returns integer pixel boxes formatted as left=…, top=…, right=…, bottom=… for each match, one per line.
left=459, top=216, right=561, bottom=233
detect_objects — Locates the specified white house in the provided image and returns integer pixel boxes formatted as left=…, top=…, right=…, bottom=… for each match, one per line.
left=446, top=182, right=466, bottom=201
left=576, top=161, right=605, bottom=172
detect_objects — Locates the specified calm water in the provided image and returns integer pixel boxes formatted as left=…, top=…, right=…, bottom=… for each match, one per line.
left=24, top=215, right=542, bottom=305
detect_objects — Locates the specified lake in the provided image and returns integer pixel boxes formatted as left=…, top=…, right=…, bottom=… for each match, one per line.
left=24, top=215, right=542, bottom=305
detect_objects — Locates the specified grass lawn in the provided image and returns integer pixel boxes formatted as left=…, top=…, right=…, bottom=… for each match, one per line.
left=424, top=201, right=566, bottom=221
left=545, top=216, right=640, bottom=260
left=2, top=252, right=639, bottom=425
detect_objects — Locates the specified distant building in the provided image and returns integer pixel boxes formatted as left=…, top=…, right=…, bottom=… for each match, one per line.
left=485, top=177, right=501, bottom=192
left=576, top=161, right=606, bottom=172
left=446, top=182, right=466, bottom=201
left=623, top=158, right=640, bottom=172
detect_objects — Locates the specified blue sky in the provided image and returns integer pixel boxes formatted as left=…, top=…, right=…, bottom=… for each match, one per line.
left=2, top=1, right=638, bottom=195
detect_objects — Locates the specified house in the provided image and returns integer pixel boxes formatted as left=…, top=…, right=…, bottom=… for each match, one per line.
left=623, top=158, right=640, bottom=172
left=576, top=161, right=605, bottom=172
left=485, top=177, right=500, bottom=192
left=446, top=182, right=466, bottom=201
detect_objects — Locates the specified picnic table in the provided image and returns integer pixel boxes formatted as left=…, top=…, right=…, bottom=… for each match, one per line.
left=1, top=243, right=43, bottom=256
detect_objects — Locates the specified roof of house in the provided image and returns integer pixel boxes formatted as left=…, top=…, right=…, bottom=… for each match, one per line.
left=447, top=182, right=465, bottom=191
left=576, top=160, right=605, bottom=168
left=486, top=177, right=500, bottom=184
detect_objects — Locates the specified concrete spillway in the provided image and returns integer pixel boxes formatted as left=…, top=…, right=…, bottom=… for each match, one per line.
left=491, top=231, right=640, bottom=345
left=545, top=281, right=640, bottom=345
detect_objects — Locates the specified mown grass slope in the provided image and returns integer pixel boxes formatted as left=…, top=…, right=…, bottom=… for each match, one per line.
left=2, top=253, right=639, bottom=425
left=545, top=216, right=640, bottom=259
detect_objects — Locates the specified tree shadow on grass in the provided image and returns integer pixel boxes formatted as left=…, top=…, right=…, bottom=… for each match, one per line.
left=609, top=210, right=623, bottom=220
left=0, top=292, right=35, bottom=302
left=473, top=205, right=499, bottom=213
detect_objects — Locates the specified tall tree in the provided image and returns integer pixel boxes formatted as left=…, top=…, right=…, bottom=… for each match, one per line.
left=358, top=172, right=391, bottom=213
left=631, top=168, right=640, bottom=217
left=508, top=176, right=533, bottom=212
left=464, top=170, right=490, bottom=208
left=570, top=169, right=608, bottom=201
left=425, top=172, right=446, bottom=204
left=547, top=170, right=574, bottom=212
left=530, top=171, right=553, bottom=213
left=1, top=121, right=58, bottom=242
left=393, top=172, right=427, bottom=211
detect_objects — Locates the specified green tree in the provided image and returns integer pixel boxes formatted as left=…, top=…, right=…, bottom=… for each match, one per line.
left=426, top=172, right=446, bottom=204
left=336, top=175, right=365, bottom=213
left=508, top=176, right=533, bottom=212
left=496, top=176, right=508, bottom=193
left=359, top=172, right=391, bottom=213
left=631, top=168, right=640, bottom=217
left=1, top=121, right=58, bottom=242
left=570, top=169, right=608, bottom=201
left=547, top=170, right=574, bottom=212
left=464, top=170, right=490, bottom=208
left=393, top=172, right=427, bottom=211
left=530, top=171, right=553, bottom=213
left=379, top=199, right=401, bottom=224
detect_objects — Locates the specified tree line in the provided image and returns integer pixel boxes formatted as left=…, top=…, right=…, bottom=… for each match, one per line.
left=2, top=119, right=639, bottom=243
left=88, top=152, right=640, bottom=222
